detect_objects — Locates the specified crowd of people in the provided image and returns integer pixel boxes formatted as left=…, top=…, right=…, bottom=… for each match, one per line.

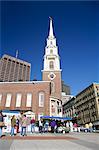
left=0, top=111, right=72, bottom=137
left=0, top=111, right=94, bottom=138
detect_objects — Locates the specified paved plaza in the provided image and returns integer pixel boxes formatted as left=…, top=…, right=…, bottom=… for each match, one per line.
left=0, top=132, right=99, bottom=150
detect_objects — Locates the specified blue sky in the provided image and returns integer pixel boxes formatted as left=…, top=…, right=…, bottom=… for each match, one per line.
left=1, top=1, right=99, bottom=95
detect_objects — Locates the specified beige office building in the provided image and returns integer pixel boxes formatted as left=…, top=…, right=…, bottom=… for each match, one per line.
left=0, top=54, right=31, bottom=82
left=75, top=83, right=99, bottom=129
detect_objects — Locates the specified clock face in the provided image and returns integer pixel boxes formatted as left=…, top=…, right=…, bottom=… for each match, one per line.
left=48, top=72, right=56, bottom=80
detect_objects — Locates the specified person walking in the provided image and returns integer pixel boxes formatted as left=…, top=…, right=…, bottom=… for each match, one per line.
left=30, top=117, right=35, bottom=133
left=39, top=119, right=43, bottom=133
left=20, top=115, right=28, bottom=136
left=50, top=120, right=56, bottom=133
left=0, top=111, right=5, bottom=138
left=44, top=120, right=49, bottom=132
left=16, top=118, right=19, bottom=133
left=10, top=115, right=16, bottom=136
left=89, top=122, right=93, bottom=132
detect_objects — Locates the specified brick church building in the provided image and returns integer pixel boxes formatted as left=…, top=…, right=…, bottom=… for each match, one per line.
left=0, top=18, right=62, bottom=120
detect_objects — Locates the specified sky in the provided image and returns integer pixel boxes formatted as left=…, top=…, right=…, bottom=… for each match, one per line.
left=0, top=1, right=99, bottom=96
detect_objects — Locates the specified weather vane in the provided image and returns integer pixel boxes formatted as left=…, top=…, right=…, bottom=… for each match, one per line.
left=49, top=16, right=52, bottom=20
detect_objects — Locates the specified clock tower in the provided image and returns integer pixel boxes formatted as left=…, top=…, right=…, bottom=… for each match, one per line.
left=42, top=17, right=62, bottom=102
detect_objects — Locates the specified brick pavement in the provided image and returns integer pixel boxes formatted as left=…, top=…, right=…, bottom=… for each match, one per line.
left=1, top=133, right=78, bottom=140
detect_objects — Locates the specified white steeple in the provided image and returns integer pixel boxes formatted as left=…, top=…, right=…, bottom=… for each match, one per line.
left=48, top=17, right=54, bottom=39
left=42, top=17, right=61, bottom=72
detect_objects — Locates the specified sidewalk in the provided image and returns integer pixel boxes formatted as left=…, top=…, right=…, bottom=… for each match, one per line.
left=0, top=132, right=99, bottom=150
left=1, top=132, right=78, bottom=140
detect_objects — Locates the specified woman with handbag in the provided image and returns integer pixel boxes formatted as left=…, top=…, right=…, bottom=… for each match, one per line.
left=0, top=111, right=5, bottom=138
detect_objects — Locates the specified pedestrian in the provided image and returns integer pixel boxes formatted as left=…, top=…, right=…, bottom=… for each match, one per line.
left=20, top=115, right=28, bottom=136
left=50, top=120, right=56, bottom=133
left=44, top=120, right=49, bottom=132
left=10, top=115, right=16, bottom=136
left=16, top=118, right=19, bottom=133
left=30, top=117, right=35, bottom=133
left=0, top=111, right=5, bottom=138
left=69, top=121, right=73, bottom=132
left=89, top=122, right=93, bottom=132
left=39, top=119, right=43, bottom=133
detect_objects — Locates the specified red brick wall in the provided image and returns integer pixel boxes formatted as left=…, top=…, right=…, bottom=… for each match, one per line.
left=0, top=82, right=50, bottom=119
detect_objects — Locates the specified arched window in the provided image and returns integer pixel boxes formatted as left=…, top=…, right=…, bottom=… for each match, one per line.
left=50, top=49, right=53, bottom=54
left=49, top=61, right=54, bottom=69
left=39, top=92, right=44, bottom=107
left=50, top=41, right=53, bottom=45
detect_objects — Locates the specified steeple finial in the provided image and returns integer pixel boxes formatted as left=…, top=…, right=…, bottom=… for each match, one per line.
left=49, top=17, right=54, bottom=38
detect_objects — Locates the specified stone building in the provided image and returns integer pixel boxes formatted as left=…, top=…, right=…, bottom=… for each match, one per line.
left=0, top=54, right=31, bottom=82
left=75, top=83, right=99, bottom=129
left=61, top=80, right=71, bottom=95
left=63, top=96, right=76, bottom=119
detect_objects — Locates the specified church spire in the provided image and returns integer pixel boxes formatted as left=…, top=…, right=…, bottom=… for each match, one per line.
left=43, top=17, right=61, bottom=72
left=48, top=17, right=54, bottom=39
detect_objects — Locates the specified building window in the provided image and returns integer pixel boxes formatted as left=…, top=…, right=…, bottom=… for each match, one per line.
left=5, top=93, right=12, bottom=107
left=0, top=94, right=2, bottom=105
left=49, top=61, right=54, bottom=69
left=39, top=92, right=44, bottom=107
left=16, top=93, right=22, bottom=107
left=26, top=93, right=32, bottom=107
left=50, top=41, right=53, bottom=45
left=50, top=49, right=53, bottom=54
left=51, top=102, right=55, bottom=113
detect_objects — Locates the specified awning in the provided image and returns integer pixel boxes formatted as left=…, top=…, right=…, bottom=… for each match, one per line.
left=2, top=110, right=20, bottom=114
left=24, top=111, right=35, bottom=118
left=40, top=116, right=72, bottom=120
